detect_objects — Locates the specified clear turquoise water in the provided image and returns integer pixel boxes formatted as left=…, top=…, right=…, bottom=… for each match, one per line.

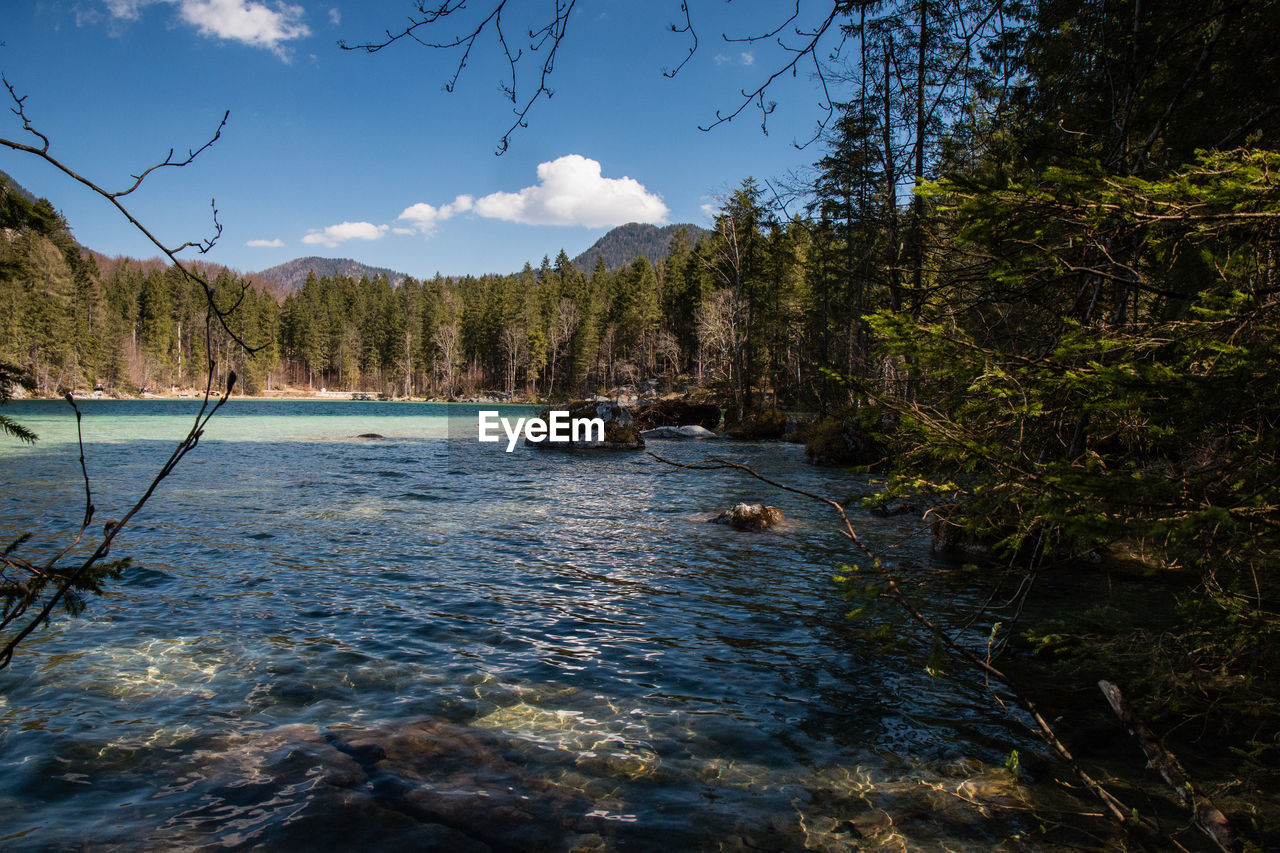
left=0, top=400, right=1108, bottom=850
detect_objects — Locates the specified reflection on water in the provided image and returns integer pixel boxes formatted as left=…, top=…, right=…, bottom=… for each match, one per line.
left=0, top=400, right=1115, bottom=850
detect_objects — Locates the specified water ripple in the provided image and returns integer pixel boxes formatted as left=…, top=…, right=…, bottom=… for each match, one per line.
left=0, top=400, right=1116, bottom=850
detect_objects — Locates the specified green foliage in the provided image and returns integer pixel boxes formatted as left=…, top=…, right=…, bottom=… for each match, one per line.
left=1004, top=749, right=1022, bottom=780
left=874, top=151, right=1280, bottom=571
left=1, top=535, right=131, bottom=627
left=864, top=151, right=1280, bottom=811
left=0, top=361, right=36, bottom=443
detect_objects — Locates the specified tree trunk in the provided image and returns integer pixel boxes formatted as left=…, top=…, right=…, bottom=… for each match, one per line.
left=883, top=39, right=902, bottom=313
left=911, top=0, right=927, bottom=318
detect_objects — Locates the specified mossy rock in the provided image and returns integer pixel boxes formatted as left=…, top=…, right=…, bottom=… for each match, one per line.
left=526, top=400, right=644, bottom=450
left=804, top=406, right=892, bottom=466
left=724, top=410, right=788, bottom=439
left=632, top=399, right=722, bottom=430
left=781, top=416, right=816, bottom=444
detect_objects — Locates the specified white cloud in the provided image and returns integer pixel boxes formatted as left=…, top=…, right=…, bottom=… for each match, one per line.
left=101, top=0, right=310, bottom=56
left=328, top=7, right=340, bottom=26
left=75, top=4, right=107, bottom=26
left=714, top=51, right=755, bottom=67
left=700, top=203, right=717, bottom=221
left=301, top=221, right=388, bottom=248
left=472, top=155, right=667, bottom=228
left=104, top=0, right=149, bottom=20
left=398, top=195, right=474, bottom=234
left=309, top=157, right=664, bottom=248
left=246, top=237, right=284, bottom=247
left=178, top=0, right=309, bottom=54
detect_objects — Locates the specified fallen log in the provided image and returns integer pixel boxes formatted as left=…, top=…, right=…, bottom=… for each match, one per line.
left=1097, top=679, right=1242, bottom=852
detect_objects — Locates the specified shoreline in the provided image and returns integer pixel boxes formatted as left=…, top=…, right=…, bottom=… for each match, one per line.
left=12, top=387, right=708, bottom=407
left=12, top=390, right=552, bottom=405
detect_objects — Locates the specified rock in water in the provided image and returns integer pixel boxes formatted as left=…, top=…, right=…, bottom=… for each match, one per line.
left=804, top=406, right=892, bottom=466
left=632, top=399, right=722, bottom=430
left=640, top=425, right=717, bottom=440
left=526, top=400, right=644, bottom=450
left=710, top=503, right=785, bottom=531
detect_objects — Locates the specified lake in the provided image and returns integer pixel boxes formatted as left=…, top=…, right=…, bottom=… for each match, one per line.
left=0, top=399, right=1111, bottom=850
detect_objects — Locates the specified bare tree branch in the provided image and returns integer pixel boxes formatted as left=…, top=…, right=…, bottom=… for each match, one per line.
left=346, top=2, right=855, bottom=152
left=698, top=4, right=844, bottom=140
left=111, top=111, right=229, bottom=199
left=0, top=77, right=263, bottom=353
left=0, top=365, right=236, bottom=669
left=341, top=0, right=578, bottom=155
left=0, top=78, right=255, bottom=668
left=661, top=0, right=699, bottom=79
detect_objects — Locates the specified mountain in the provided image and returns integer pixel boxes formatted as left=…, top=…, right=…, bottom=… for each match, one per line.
left=570, top=222, right=706, bottom=272
left=0, top=170, right=39, bottom=206
left=1, top=169, right=90, bottom=253
left=253, top=256, right=408, bottom=292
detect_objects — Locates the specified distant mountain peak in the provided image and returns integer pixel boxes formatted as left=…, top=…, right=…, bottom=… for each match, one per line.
left=252, top=256, right=408, bottom=292
left=570, top=222, right=706, bottom=272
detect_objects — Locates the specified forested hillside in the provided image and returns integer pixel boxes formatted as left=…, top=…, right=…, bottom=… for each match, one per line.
left=1, top=174, right=278, bottom=395
left=254, top=256, right=406, bottom=293
left=569, top=222, right=707, bottom=272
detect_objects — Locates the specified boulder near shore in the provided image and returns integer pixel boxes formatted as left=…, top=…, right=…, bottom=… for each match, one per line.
left=526, top=400, right=644, bottom=450
left=631, top=399, right=722, bottom=431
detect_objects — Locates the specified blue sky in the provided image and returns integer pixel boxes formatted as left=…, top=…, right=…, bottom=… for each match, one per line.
left=1, top=1, right=836, bottom=278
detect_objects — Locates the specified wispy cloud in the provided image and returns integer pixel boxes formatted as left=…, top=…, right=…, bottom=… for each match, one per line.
left=301, top=221, right=388, bottom=248
left=471, top=155, right=667, bottom=228
left=99, top=0, right=310, bottom=58
left=103, top=0, right=149, bottom=21
left=714, top=51, right=755, bottom=67
left=398, top=195, right=474, bottom=234
left=245, top=237, right=284, bottom=247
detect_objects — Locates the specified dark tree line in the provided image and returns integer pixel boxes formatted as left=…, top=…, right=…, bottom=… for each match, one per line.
left=271, top=208, right=811, bottom=419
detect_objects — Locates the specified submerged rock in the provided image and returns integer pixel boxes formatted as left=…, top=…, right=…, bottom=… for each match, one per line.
left=710, top=503, right=785, bottom=531
left=869, top=501, right=919, bottom=518
left=928, top=511, right=995, bottom=560
left=640, top=424, right=717, bottom=440
left=526, top=400, right=644, bottom=450
left=190, top=717, right=601, bottom=851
